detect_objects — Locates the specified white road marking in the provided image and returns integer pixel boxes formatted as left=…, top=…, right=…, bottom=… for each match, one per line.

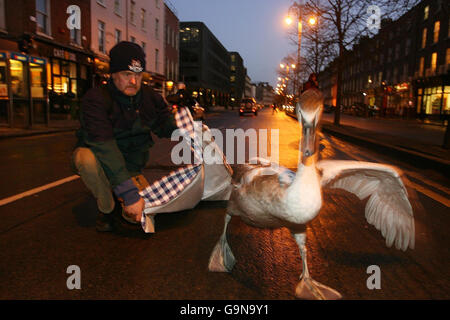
left=0, top=175, right=80, bottom=207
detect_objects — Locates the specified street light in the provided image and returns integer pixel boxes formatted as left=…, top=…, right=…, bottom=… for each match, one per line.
left=284, top=1, right=317, bottom=97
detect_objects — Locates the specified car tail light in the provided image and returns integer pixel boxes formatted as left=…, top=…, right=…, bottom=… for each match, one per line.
left=172, top=104, right=177, bottom=109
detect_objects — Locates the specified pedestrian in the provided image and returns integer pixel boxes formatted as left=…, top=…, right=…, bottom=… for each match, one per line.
left=302, top=73, right=319, bottom=93
left=272, top=104, right=278, bottom=114
left=71, top=41, right=178, bottom=232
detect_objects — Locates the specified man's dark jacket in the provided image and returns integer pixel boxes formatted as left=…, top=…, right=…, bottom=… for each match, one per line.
left=75, top=81, right=178, bottom=206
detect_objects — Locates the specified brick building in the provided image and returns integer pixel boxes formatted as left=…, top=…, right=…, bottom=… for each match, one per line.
left=0, top=0, right=93, bottom=127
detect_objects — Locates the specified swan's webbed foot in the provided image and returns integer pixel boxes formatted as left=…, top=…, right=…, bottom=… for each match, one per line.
left=208, top=214, right=235, bottom=272
left=295, top=276, right=342, bottom=300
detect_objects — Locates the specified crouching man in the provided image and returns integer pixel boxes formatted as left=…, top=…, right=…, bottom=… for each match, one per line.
left=72, top=41, right=178, bottom=232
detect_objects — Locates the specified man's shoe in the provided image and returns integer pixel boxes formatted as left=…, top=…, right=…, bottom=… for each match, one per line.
left=96, top=210, right=115, bottom=232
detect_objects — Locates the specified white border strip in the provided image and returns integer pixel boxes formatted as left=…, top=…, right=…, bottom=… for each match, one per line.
left=0, top=175, right=80, bottom=207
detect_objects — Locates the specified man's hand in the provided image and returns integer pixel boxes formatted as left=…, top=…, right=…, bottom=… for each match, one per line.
left=123, top=197, right=145, bottom=222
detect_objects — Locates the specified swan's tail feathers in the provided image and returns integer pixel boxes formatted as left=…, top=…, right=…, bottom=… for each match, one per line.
left=208, top=236, right=236, bottom=272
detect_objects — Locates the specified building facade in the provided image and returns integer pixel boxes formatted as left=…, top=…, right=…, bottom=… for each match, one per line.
left=320, top=0, right=449, bottom=119
left=255, top=82, right=274, bottom=106
left=229, top=51, right=245, bottom=106
left=163, top=2, right=179, bottom=95
left=91, top=0, right=166, bottom=92
left=179, top=21, right=230, bottom=107
left=0, top=0, right=93, bottom=127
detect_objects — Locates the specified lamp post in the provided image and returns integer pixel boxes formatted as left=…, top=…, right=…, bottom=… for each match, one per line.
left=285, top=1, right=317, bottom=97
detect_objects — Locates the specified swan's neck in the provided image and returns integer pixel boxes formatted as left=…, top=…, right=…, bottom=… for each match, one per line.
left=283, top=154, right=321, bottom=224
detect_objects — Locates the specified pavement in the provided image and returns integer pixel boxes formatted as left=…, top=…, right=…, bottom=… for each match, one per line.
left=1, top=106, right=449, bottom=177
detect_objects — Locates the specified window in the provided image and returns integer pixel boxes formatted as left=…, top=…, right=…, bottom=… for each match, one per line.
left=447, top=48, right=450, bottom=65
left=431, top=52, right=437, bottom=72
left=424, top=5, right=429, bottom=20
left=433, top=21, right=440, bottom=43
left=141, top=9, right=146, bottom=30
left=36, top=0, right=50, bottom=35
left=155, top=49, right=159, bottom=72
left=115, top=29, right=121, bottom=44
left=155, top=0, right=160, bottom=9
left=130, top=36, right=135, bottom=43
left=70, top=28, right=80, bottom=45
left=141, top=41, right=146, bottom=54
left=419, top=57, right=424, bottom=76
left=422, top=28, right=427, bottom=48
left=114, top=0, right=121, bottom=15
left=130, top=1, right=135, bottom=24
left=98, top=21, right=105, bottom=53
left=155, top=18, right=159, bottom=40
left=97, top=0, right=105, bottom=6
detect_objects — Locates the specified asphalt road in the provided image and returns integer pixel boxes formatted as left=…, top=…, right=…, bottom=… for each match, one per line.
left=0, top=108, right=448, bottom=300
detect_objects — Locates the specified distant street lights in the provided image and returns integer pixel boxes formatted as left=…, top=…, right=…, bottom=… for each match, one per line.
left=284, top=1, right=317, bottom=97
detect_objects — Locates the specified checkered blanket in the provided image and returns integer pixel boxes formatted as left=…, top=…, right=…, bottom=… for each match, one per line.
left=139, top=107, right=203, bottom=213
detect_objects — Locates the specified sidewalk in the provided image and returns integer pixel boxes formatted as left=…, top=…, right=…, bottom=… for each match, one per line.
left=286, top=111, right=450, bottom=176
left=0, top=120, right=80, bottom=139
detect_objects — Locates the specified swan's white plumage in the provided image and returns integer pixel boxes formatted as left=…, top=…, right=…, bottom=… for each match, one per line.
left=317, top=160, right=415, bottom=251
left=208, top=88, right=417, bottom=299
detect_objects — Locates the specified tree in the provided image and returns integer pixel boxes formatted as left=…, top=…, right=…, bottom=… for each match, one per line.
left=300, top=0, right=421, bottom=125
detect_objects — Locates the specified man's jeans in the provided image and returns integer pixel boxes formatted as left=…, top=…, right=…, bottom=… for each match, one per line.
left=72, top=147, right=115, bottom=214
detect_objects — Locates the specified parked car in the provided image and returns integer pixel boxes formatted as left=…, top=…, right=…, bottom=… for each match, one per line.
left=351, top=102, right=367, bottom=116
left=166, top=93, right=205, bottom=121
left=239, top=97, right=258, bottom=116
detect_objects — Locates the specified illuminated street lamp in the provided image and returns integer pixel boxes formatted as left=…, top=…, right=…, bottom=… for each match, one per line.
left=284, top=1, right=317, bottom=97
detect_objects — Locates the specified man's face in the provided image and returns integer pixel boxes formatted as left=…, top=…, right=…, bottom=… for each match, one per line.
left=112, top=71, right=143, bottom=96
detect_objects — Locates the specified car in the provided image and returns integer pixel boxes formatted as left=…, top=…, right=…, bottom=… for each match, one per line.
left=166, top=93, right=205, bottom=121
left=239, top=97, right=258, bottom=116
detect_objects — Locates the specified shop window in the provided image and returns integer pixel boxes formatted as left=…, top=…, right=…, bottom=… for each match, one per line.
left=444, top=86, right=450, bottom=114
left=46, top=63, right=52, bottom=90
left=0, top=60, right=7, bottom=97
left=446, top=48, right=450, bottom=65
left=9, top=59, right=28, bottom=98
left=424, top=5, right=429, bottom=20
left=30, top=62, right=45, bottom=98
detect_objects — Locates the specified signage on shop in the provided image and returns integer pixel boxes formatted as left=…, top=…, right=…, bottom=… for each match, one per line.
left=10, top=52, right=28, bottom=62
left=30, top=57, right=46, bottom=65
left=66, top=5, right=81, bottom=30
left=53, top=48, right=76, bottom=62
left=395, top=83, right=409, bottom=91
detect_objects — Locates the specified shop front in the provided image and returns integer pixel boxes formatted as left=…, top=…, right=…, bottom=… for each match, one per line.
left=415, top=75, right=450, bottom=119
left=36, top=43, right=94, bottom=121
left=0, top=51, right=48, bottom=127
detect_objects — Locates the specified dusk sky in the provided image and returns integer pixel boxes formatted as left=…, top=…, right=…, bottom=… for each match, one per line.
left=168, top=0, right=299, bottom=88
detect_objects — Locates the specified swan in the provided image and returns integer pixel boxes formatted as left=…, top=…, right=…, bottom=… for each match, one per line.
left=208, top=88, right=417, bottom=300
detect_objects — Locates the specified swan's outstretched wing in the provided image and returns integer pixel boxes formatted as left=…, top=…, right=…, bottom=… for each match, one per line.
left=317, top=160, right=416, bottom=251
